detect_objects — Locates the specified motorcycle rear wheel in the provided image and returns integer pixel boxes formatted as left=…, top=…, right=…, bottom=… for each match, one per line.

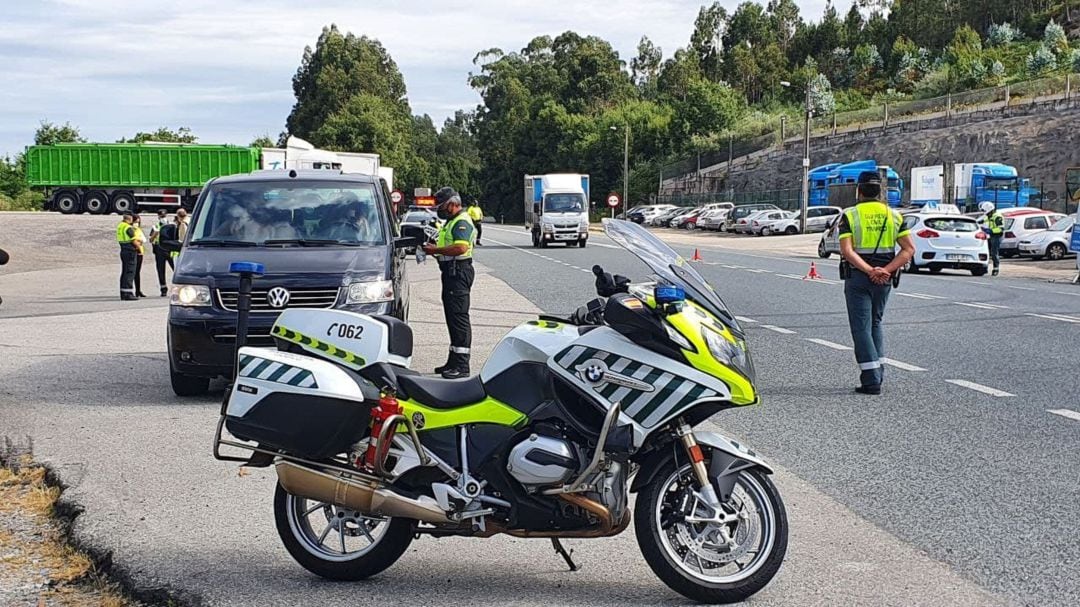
left=635, top=459, right=787, bottom=604
left=274, top=483, right=413, bottom=580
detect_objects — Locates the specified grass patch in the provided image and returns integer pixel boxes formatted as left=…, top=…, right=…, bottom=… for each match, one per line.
left=0, top=437, right=140, bottom=606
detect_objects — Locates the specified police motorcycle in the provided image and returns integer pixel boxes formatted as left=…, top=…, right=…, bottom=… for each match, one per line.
left=214, top=219, right=787, bottom=604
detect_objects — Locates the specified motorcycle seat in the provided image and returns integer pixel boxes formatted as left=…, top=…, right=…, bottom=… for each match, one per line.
left=397, top=374, right=486, bottom=410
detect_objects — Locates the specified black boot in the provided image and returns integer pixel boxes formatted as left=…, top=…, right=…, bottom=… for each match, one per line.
left=441, top=368, right=470, bottom=379
left=160, top=287, right=168, bottom=297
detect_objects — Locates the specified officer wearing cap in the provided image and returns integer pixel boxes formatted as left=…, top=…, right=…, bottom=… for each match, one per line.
left=422, top=187, right=476, bottom=379
left=838, top=171, right=915, bottom=395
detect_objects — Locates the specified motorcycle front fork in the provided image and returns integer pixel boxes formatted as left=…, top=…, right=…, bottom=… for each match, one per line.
left=674, top=419, right=723, bottom=510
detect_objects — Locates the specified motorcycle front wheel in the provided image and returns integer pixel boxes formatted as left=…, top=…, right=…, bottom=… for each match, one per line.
left=635, top=459, right=788, bottom=604
left=273, top=483, right=413, bottom=581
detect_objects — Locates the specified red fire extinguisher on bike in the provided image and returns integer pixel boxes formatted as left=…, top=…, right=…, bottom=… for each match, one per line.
left=362, top=393, right=402, bottom=472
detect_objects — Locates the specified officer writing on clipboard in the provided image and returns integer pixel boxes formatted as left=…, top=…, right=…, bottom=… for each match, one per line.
left=838, top=171, right=915, bottom=395
left=422, top=187, right=476, bottom=379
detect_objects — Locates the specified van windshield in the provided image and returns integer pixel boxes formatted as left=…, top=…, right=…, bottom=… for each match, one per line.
left=544, top=194, right=584, bottom=213
left=190, top=181, right=385, bottom=246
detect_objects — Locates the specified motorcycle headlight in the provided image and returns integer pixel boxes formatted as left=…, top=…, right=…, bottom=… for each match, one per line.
left=170, top=284, right=211, bottom=307
left=346, top=280, right=394, bottom=304
left=702, top=326, right=753, bottom=379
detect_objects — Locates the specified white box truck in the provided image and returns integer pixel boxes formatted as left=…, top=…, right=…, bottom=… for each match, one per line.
left=524, top=173, right=591, bottom=248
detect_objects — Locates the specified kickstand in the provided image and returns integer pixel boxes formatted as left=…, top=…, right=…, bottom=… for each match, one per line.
left=551, top=538, right=578, bottom=572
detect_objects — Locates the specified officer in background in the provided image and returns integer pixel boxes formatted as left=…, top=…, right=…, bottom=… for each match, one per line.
left=149, top=209, right=175, bottom=296
left=116, top=212, right=138, bottom=301
left=423, top=187, right=476, bottom=379
left=468, top=200, right=484, bottom=246
left=131, top=214, right=148, bottom=298
left=979, top=201, right=1005, bottom=276
left=838, top=172, right=915, bottom=395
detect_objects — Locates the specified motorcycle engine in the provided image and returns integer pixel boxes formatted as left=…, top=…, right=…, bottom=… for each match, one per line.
left=507, top=434, right=579, bottom=488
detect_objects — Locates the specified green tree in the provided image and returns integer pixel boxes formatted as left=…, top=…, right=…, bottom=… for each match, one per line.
left=689, top=2, right=728, bottom=80
left=767, top=0, right=801, bottom=54
left=33, top=121, right=85, bottom=146
left=285, top=24, right=409, bottom=141
left=0, top=155, right=27, bottom=198
left=119, top=126, right=197, bottom=144
left=249, top=135, right=275, bottom=148
left=630, top=36, right=663, bottom=96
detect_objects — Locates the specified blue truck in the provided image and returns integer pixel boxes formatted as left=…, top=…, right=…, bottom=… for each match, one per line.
left=910, top=163, right=1031, bottom=209
left=809, top=160, right=903, bottom=208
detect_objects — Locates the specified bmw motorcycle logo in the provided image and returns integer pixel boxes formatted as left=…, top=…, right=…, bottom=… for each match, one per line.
left=579, top=360, right=608, bottom=384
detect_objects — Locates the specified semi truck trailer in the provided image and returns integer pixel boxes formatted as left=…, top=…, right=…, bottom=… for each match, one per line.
left=910, top=163, right=1030, bottom=210
left=26, top=136, right=388, bottom=215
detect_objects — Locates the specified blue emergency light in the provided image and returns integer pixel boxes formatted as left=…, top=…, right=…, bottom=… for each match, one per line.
left=654, top=284, right=686, bottom=305
left=229, top=261, right=265, bottom=276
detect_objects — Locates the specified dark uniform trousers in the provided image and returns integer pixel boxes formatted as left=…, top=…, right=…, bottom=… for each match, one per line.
left=154, top=246, right=175, bottom=289
left=439, top=259, right=475, bottom=371
left=119, top=245, right=138, bottom=298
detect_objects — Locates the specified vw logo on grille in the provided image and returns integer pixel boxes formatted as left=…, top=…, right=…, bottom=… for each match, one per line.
left=266, top=287, right=291, bottom=309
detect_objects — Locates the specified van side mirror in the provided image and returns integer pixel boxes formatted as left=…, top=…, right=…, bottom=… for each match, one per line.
left=395, top=224, right=426, bottom=249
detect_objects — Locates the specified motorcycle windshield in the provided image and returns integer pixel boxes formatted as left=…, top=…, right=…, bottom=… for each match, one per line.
left=603, top=219, right=743, bottom=336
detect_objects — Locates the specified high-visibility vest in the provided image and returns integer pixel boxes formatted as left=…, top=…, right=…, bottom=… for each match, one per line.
left=468, top=205, right=483, bottom=222
left=987, top=211, right=1004, bottom=236
left=116, top=221, right=134, bottom=245
left=841, top=202, right=905, bottom=254
left=436, top=212, right=475, bottom=261
left=132, top=226, right=146, bottom=254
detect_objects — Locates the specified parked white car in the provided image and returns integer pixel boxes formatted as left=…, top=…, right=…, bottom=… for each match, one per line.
left=734, top=210, right=775, bottom=234
left=697, top=203, right=735, bottom=231
left=1018, top=216, right=1076, bottom=260
left=765, top=206, right=842, bottom=236
left=904, top=213, right=990, bottom=275
left=1000, top=209, right=1067, bottom=257
left=751, top=211, right=798, bottom=236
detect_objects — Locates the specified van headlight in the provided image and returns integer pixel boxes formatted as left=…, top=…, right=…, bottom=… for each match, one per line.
left=541, top=223, right=554, bottom=233
left=346, top=279, right=394, bottom=304
left=702, top=327, right=753, bottom=379
left=170, top=285, right=211, bottom=306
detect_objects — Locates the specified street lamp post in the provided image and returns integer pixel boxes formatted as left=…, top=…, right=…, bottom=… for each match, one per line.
left=781, top=80, right=812, bottom=234
left=611, top=125, right=630, bottom=219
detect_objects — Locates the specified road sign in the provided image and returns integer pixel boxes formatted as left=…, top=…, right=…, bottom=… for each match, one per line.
left=390, top=190, right=403, bottom=205
left=606, top=193, right=621, bottom=208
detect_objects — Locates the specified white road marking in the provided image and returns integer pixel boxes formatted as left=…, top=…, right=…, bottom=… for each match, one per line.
left=1007, top=285, right=1037, bottom=291
left=777, top=273, right=804, bottom=280
left=734, top=316, right=758, bottom=324
left=881, top=358, right=927, bottom=372
left=721, top=264, right=740, bottom=269
left=980, top=303, right=1010, bottom=309
left=745, top=268, right=771, bottom=273
left=954, top=302, right=1003, bottom=311
left=970, top=280, right=993, bottom=286
left=760, top=324, right=797, bottom=334
left=1048, top=409, right=1080, bottom=422
left=945, top=379, right=1015, bottom=397
left=1053, top=291, right=1080, bottom=297
left=1024, top=313, right=1080, bottom=324
left=804, top=338, right=851, bottom=351
left=896, top=292, right=944, bottom=300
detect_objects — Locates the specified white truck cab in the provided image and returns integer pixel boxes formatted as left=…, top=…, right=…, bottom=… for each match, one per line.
left=524, top=173, right=591, bottom=248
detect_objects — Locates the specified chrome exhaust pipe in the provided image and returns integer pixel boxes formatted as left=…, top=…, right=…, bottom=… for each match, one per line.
left=275, top=461, right=450, bottom=524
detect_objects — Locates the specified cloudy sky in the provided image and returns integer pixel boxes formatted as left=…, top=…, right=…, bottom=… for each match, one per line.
left=1, top=0, right=838, bottom=156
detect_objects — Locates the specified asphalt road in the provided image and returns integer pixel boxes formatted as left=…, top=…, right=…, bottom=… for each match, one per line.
left=479, top=224, right=1080, bottom=606
left=1, top=213, right=1076, bottom=606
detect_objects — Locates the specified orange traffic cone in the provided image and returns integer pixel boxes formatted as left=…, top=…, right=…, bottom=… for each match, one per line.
left=691, top=249, right=703, bottom=262
left=803, top=262, right=822, bottom=280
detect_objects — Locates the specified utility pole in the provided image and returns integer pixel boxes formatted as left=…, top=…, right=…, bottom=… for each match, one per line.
left=800, top=83, right=811, bottom=234
left=623, top=124, right=630, bottom=209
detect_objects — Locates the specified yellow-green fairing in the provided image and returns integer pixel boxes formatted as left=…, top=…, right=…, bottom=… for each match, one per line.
left=662, top=300, right=757, bottom=406
left=397, top=396, right=528, bottom=432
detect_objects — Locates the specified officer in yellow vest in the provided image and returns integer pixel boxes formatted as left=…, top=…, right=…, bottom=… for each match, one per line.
left=979, top=201, right=1005, bottom=276
left=838, top=172, right=915, bottom=395
left=116, top=212, right=138, bottom=301
left=467, top=200, right=484, bottom=246
left=422, top=187, right=476, bottom=378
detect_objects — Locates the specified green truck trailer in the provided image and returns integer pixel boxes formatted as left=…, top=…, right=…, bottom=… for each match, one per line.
left=25, top=143, right=262, bottom=214
left=25, top=138, right=388, bottom=215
